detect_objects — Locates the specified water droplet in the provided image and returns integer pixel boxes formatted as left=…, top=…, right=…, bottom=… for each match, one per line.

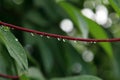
left=93, top=42, right=96, bottom=44
left=57, top=38, right=61, bottom=41
left=74, top=41, right=77, bottom=43
left=15, top=38, right=18, bottom=41
left=63, top=39, right=66, bottom=42
left=89, top=41, right=96, bottom=44
left=47, top=36, right=50, bottom=38
left=30, top=33, right=34, bottom=36
left=40, top=35, right=43, bottom=37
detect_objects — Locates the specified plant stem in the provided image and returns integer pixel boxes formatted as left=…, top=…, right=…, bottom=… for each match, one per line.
left=0, top=21, right=120, bottom=42
left=0, top=73, right=19, bottom=79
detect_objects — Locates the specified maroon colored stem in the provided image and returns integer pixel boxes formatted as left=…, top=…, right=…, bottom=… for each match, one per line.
left=0, top=73, right=19, bottom=79
left=0, top=21, right=120, bottom=42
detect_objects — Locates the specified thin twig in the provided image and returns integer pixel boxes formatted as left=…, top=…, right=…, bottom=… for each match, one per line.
left=0, top=21, right=120, bottom=42
left=0, top=73, right=19, bottom=79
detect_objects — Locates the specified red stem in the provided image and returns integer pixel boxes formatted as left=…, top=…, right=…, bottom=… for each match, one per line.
left=0, top=21, right=119, bottom=78
left=0, top=73, right=19, bottom=79
left=0, top=21, right=120, bottom=42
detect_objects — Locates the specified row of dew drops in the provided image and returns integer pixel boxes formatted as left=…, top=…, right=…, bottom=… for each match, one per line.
left=30, top=32, right=67, bottom=42
left=30, top=33, right=97, bottom=44
left=1, top=26, right=97, bottom=44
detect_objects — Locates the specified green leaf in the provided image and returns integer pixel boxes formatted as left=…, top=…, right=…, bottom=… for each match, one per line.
left=27, top=67, right=45, bottom=80
left=59, top=2, right=89, bottom=38
left=59, top=2, right=113, bottom=58
left=51, top=75, right=102, bottom=80
left=38, top=40, right=54, bottom=74
left=85, top=18, right=113, bottom=58
left=0, top=26, right=28, bottom=75
left=109, top=0, right=120, bottom=15
left=0, top=42, right=17, bottom=80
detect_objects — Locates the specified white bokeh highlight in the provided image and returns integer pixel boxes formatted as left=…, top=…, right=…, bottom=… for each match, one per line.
left=72, top=63, right=82, bottom=74
left=60, top=19, right=74, bottom=33
left=82, top=4, right=110, bottom=27
left=81, top=8, right=95, bottom=20
left=95, top=5, right=108, bottom=25
left=82, top=50, right=94, bottom=62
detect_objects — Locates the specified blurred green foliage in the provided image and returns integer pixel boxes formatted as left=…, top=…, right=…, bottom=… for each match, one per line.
left=0, top=0, right=120, bottom=80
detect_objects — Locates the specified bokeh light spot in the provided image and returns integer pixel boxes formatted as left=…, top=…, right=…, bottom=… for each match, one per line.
left=60, top=19, right=74, bottom=33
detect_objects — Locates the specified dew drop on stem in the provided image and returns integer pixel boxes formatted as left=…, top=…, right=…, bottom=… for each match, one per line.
left=57, top=38, right=61, bottom=41
left=63, top=39, right=66, bottom=42
left=74, top=41, right=77, bottom=43
left=30, top=33, right=34, bottom=36
left=15, top=38, right=18, bottom=42
left=40, top=35, right=43, bottom=37
left=47, top=36, right=50, bottom=38
left=88, top=41, right=97, bottom=44
left=93, top=42, right=96, bottom=44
